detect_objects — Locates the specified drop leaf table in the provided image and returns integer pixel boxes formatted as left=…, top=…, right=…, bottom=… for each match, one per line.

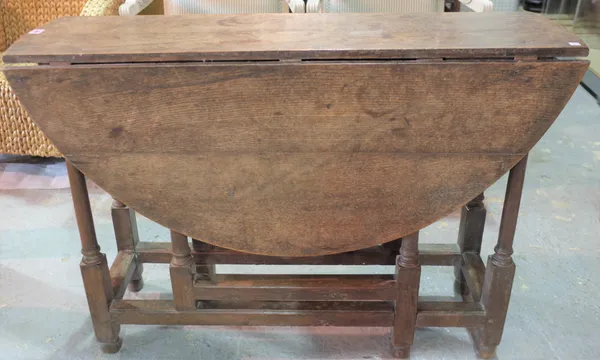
left=2, top=12, right=588, bottom=358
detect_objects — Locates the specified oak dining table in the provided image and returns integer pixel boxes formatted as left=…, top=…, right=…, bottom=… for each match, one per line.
left=2, top=12, right=588, bottom=358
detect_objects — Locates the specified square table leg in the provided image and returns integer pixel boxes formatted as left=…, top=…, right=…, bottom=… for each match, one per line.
left=111, top=198, right=144, bottom=292
left=455, top=193, right=486, bottom=297
left=392, top=232, right=421, bottom=358
left=472, top=155, right=528, bottom=359
left=191, top=239, right=217, bottom=280
left=170, top=231, right=196, bottom=310
left=66, top=161, right=122, bottom=353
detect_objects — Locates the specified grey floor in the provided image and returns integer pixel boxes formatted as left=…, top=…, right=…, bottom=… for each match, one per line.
left=1, top=87, right=599, bottom=360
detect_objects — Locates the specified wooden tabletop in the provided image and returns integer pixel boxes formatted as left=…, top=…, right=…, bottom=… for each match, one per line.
left=6, top=59, right=588, bottom=255
left=4, top=12, right=588, bottom=64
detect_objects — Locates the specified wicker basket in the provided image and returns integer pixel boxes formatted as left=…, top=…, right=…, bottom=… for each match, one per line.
left=0, top=0, right=125, bottom=157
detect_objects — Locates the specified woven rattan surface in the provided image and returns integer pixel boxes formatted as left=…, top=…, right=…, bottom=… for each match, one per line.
left=0, top=0, right=123, bottom=157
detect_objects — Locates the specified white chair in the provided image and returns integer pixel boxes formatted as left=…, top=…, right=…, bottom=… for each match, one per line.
left=120, top=0, right=304, bottom=15
left=460, top=0, right=494, bottom=12
left=120, top=0, right=154, bottom=15
left=306, top=0, right=493, bottom=13
left=164, top=0, right=304, bottom=14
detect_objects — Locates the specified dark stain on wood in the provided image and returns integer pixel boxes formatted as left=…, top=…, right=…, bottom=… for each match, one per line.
left=109, top=127, right=124, bottom=138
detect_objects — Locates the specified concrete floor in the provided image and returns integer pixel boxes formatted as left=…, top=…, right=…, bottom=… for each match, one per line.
left=1, top=87, right=599, bottom=359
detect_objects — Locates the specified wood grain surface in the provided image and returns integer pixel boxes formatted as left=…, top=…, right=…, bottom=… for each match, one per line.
left=5, top=60, right=587, bottom=256
left=3, top=12, right=589, bottom=64
left=110, top=300, right=396, bottom=327
left=109, top=299, right=486, bottom=327
left=135, top=242, right=459, bottom=265
left=193, top=274, right=397, bottom=301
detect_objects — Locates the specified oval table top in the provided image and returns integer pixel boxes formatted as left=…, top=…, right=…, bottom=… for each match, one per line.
left=3, top=14, right=588, bottom=256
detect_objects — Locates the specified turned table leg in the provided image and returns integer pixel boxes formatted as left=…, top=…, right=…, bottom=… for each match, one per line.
left=170, top=231, right=196, bottom=310
left=455, top=193, right=486, bottom=296
left=66, top=161, right=122, bottom=353
left=392, top=232, right=421, bottom=359
left=112, top=198, right=143, bottom=292
left=474, top=155, right=527, bottom=359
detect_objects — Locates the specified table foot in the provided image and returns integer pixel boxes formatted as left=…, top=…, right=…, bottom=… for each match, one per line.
left=475, top=344, right=496, bottom=359
left=128, top=262, right=144, bottom=292
left=393, top=345, right=411, bottom=359
left=101, top=337, right=123, bottom=354
left=128, top=278, right=144, bottom=293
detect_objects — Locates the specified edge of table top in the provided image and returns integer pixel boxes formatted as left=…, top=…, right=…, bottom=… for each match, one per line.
left=3, top=12, right=589, bottom=64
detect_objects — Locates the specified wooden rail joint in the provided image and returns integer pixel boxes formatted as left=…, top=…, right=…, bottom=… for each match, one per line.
left=491, top=245, right=514, bottom=267
left=81, top=244, right=104, bottom=266
left=135, top=242, right=462, bottom=266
